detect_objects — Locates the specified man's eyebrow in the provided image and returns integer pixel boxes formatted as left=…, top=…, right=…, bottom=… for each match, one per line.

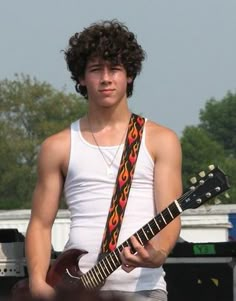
left=87, top=62, right=123, bottom=69
left=87, top=63, right=102, bottom=68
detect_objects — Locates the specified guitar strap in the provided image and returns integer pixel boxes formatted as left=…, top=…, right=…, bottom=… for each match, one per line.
left=99, top=113, right=145, bottom=258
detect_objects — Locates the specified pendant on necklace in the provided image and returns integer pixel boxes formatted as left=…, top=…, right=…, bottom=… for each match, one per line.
left=107, top=166, right=114, bottom=177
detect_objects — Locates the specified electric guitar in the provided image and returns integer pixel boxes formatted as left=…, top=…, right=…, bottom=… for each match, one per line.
left=12, top=165, right=230, bottom=297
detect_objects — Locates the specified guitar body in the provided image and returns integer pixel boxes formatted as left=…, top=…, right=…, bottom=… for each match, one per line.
left=12, top=249, right=87, bottom=300
left=46, top=248, right=86, bottom=288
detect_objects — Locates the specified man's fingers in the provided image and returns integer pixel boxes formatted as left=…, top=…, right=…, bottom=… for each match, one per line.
left=120, top=251, right=135, bottom=273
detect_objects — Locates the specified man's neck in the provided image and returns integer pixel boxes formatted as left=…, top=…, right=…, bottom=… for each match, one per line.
left=80, top=106, right=132, bottom=147
left=86, top=104, right=131, bottom=129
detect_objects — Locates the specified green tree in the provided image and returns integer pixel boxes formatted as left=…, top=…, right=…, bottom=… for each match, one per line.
left=0, top=74, right=87, bottom=209
left=181, top=92, right=236, bottom=203
left=199, top=92, right=236, bottom=157
left=181, top=126, right=226, bottom=181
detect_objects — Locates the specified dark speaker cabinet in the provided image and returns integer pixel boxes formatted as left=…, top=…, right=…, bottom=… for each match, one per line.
left=164, top=257, right=236, bottom=301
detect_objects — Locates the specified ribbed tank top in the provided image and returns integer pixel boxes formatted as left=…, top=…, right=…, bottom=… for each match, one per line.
left=63, top=119, right=166, bottom=292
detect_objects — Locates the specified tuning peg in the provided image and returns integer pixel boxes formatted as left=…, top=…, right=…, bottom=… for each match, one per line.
left=199, top=171, right=206, bottom=178
left=208, top=164, right=215, bottom=170
left=190, top=177, right=197, bottom=184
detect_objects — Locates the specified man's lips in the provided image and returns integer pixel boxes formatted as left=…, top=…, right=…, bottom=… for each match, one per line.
left=99, top=89, right=115, bottom=95
left=99, top=89, right=114, bottom=92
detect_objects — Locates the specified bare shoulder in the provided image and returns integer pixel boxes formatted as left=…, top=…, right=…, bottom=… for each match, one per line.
left=145, top=120, right=181, bottom=162
left=41, top=128, right=70, bottom=153
left=38, top=128, right=70, bottom=173
left=145, top=120, right=179, bottom=141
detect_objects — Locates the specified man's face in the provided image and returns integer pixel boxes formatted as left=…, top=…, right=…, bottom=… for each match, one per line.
left=80, top=57, right=132, bottom=107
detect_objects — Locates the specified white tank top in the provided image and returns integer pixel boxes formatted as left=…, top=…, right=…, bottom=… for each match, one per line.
left=64, top=119, right=166, bottom=292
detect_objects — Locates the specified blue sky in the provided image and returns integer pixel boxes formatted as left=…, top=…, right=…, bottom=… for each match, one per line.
left=1, top=0, right=236, bottom=136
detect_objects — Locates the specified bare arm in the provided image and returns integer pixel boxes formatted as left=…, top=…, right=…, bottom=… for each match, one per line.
left=25, top=133, right=68, bottom=298
left=121, top=122, right=182, bottom=271
left=151, top=126, right=182, bottom=257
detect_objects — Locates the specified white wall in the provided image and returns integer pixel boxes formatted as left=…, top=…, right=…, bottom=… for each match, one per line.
left=0, top=205, right=235, bottom=252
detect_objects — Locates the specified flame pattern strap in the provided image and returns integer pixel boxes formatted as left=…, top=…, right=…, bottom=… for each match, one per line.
left=100, top=113, right=145, bottom=254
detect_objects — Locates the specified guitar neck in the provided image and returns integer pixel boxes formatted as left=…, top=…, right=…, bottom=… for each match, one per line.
left=43, top=166, right=228, bottom=292
left=80, top=198, right=183, bottom=290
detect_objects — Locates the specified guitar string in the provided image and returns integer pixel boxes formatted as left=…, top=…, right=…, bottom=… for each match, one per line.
left=81, top=181, right=208, bottom=288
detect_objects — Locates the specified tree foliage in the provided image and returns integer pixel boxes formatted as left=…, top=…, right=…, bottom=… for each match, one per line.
left=0, top=75, right=235, bottom=208
left=0, top=74, right=87, bottom=209
left=181, top=91, right=236, bottom=203
left=199, top=92, right=236, bottom=157
left=181, top=126, right=226, bottom=180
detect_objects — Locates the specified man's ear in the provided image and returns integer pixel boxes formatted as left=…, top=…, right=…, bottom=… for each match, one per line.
left=79, top=77, right=85, bottom=86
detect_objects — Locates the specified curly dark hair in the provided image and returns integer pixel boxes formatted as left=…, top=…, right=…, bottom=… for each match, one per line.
left=64, top=20, right=145, bottom=98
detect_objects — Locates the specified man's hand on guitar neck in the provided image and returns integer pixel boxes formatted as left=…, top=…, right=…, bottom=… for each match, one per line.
left=120, top=236, right=168, bottom=273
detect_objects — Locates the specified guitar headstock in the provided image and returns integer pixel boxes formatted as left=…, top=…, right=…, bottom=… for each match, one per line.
left=180, top=165, right=230, bottom=211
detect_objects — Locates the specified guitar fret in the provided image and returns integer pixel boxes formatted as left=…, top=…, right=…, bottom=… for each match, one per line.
left=142, top=225, right=154, bottom=240
left=160, top=212, right=167, bottom=224
left=83, top=272, right=93, bottom=290
left=111, top=252, right=120, bottom=266
left=118, top=241, right=129, bottom=254
left=136, top=232, right=144, bottom=245
left=81, top=274, right=90, bottom=289
left=141, top=228, right=148, bottom=242
left=90, top=268, right=100, bottom=288
left=100, top=259, right=110, bottom=275
left=167, top=207, right=174, bottom=219
left=113, top=250, right=121, bottom=263
left=88, top=270, right=98, bottom=287
left=147, top=223, right=155, bottom=236
left=104, top=256, right=113, bottom=272
left=97, top=262, right=107, bottom=278
left=123, top=241, right=129, bottom=248
left=170, top=202, right=180, bottom=217
left=157, top=214, right=166, bottom=228
left=127, top=239, right=136, bottom=254
left=117, top=245, right=124, bottom=255
left=174, top=199, right=183, bottom=213
left=109, top=254, right=117, bottom=267
left=92, top=268, right=101, bottom=285
left=153, top=218, right=161, bottom=230
left=94, top=265, right=103, bottom=282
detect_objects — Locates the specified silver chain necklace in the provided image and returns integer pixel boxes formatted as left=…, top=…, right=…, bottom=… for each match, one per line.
left=87, top=115, right=127, bottom=177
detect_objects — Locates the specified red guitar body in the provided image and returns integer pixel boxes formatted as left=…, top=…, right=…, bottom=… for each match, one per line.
left=46, top=248, right=86, bottom=287
left=11, top=249, right=87, bottom=300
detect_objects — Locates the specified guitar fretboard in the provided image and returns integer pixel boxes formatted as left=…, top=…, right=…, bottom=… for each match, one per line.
left=80, top=199, right=183, bottom=290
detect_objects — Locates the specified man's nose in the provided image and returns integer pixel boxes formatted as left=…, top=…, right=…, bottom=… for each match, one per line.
left=100, top=68, right=112, bottom=83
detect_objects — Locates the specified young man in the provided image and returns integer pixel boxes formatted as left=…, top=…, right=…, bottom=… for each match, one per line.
left=25, top=20, right=182, bottom=301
